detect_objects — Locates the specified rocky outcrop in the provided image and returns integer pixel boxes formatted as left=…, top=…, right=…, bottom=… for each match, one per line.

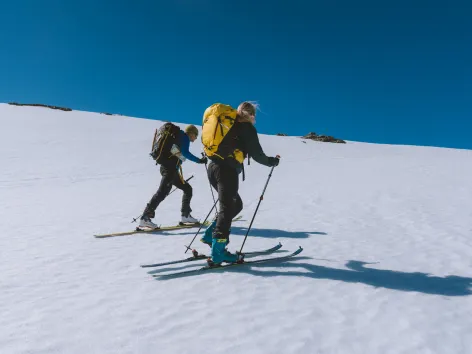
left=302, top=132, right=346, bottom=144
left=8, top=102, right=72, bottom=111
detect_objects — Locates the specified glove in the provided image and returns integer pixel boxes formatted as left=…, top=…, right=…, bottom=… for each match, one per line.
left=199, top=156, right=208, bottom=164
left=268, top=156, right=280, bottom=167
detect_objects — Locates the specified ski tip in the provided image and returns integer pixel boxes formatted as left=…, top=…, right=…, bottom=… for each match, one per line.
left=93, top=234, right=115, bottom=238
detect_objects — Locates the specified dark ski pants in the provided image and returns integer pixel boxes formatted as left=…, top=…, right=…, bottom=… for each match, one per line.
left=144, top=165, right=192, bottom=217
left=207, top=162, right=243, bottom=240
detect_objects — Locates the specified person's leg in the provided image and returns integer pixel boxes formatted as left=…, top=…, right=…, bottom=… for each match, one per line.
left=231, top=194, right=243, bottom=220
left=213, top=165, right=239, bottom=239
left=211, top=165, right=241, bottom=263
left=169, top=170, right=193, bottom=218
left=200, top=162, right=219, bottom=246
left=141, top=165, right=174, bottom=221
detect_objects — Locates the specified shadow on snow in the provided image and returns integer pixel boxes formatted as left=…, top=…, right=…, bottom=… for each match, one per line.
left=155, top=257, right=472, bottom=296
left=229, top=227, right=327, bottom=239
left=171, top=226, right=327, bottom=239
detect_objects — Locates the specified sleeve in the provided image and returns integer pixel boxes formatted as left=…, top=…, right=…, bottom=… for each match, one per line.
left=241, top=124, right=272, bottom=167
left=179, top=132, right=201, bottom=163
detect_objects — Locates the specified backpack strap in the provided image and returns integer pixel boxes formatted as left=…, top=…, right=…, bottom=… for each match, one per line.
left=178, top=164, right=185, bottom=184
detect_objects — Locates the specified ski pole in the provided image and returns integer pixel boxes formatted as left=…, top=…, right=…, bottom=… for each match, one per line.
left=239, top=155, right=280, bottom=254
left=131, top=175, right=194, bottom=223
left=184, top=198, right=219, bottom=253
left=202, top=153, right=218, bottom=215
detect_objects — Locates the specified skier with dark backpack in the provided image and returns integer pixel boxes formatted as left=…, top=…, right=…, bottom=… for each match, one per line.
left=200, top=102, right=280, bottom=264
left=139, top=123, right=207, bottom=229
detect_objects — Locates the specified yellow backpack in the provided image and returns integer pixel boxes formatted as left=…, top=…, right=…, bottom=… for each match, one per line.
left=201, top=103, right=244, bottom=164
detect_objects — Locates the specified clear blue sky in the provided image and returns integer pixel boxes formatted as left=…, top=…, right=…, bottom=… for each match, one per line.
left=1, top=0, right=471, bottom=149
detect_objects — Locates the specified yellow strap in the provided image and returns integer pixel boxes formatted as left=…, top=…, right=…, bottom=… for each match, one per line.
left=151, top=128, right=157, bottom=150
left=156, top=134, right=168, bottom=161
left=179, top=165, right=185, bottom=184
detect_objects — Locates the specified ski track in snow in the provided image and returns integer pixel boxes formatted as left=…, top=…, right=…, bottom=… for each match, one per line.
left=1, top=103, right=472, bottom=354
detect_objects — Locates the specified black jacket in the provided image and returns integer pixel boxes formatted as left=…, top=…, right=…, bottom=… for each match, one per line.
left=210, top=121, right=272, bottom=172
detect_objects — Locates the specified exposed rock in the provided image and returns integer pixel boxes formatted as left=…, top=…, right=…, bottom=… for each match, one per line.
left=8, top=102, right=72, bottom=111
left=276, top=133, right=288, bottom=136
left=302, top=132, right=346, bottom=144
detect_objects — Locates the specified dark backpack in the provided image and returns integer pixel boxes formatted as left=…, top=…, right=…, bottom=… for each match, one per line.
left=150, top=122, right=181, bottom=164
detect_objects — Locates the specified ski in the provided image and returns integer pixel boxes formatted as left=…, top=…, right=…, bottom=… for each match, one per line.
left=141, top=243, right=283, bottom=268
left=94, top=215, right=244, bottom=239
left=94, top=222, right=209, bottom=238
left=152, top=246, right=303, bottom=278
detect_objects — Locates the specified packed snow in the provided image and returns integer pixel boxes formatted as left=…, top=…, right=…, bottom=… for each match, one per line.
left=1, top=103, right=471, bottom=354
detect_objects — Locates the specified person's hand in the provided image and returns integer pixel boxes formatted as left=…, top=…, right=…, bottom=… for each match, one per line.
left=268, top=156, right=280, bottom=167
left=199, top=156, right=208, bottom=164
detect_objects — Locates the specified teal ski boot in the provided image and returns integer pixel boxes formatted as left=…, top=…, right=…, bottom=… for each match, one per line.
left=200, top=220, right=216, bottom=247
left=209, top=238, right=244, bottom=266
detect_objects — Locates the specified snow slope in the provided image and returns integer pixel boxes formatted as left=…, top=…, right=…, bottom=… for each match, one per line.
left=1, top=103, right=471, bottom=354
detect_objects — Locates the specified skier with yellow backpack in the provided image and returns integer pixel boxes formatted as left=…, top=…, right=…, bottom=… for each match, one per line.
left=200, top=102, right=280, bottom=264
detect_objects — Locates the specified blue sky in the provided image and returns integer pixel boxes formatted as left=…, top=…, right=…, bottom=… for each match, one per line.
left=1, top=0, right=471, bottom=149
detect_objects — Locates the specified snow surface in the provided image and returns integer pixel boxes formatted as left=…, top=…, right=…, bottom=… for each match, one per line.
left=1, top=103, right=472, bottom=354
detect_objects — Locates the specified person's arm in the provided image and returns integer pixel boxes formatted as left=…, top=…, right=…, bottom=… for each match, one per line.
left=241, top=123, right=276, bottom=167
left=179, top=133, right=202, bottom=163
